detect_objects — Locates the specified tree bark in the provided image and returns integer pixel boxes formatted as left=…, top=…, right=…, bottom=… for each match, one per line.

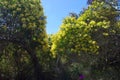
left=24, top=47, right=45, bottom=80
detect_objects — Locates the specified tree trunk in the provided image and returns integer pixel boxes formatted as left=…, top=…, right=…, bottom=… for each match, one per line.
left=26, top=49, right=45, bottom=80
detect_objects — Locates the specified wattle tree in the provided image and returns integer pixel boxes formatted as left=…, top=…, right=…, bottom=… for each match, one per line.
left=0, top=0, right=48, bottom=79
left=51, top=0, right=120, bottom=80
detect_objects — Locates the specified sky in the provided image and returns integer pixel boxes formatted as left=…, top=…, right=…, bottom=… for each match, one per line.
left=41, top=0, right=88, bottom=34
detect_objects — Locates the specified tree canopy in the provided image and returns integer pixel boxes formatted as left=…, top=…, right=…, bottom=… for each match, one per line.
left=0, top=0, right=120, bottom=80
left=50, top=0, right=120, bottom=80
left=0, top=0, right=48, bottom=80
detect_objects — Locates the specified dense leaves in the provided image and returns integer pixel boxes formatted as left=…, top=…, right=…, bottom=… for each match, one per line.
left=0, top=0, right=48, bottom=50
left=51, top=0, right=120, bottom=80
left=0, top=0, right=48, bottom=80
left=0, top=0, right=120, bottom=80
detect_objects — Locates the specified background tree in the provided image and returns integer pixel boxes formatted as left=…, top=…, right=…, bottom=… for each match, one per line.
left=80, top=0, right=120, bottom=80
left=51, top=10, right=99, bottom=80
left=51, top=0, right=120, bottom=80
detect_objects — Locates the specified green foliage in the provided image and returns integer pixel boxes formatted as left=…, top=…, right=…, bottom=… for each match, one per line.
left=0, top=0, right=48, bottom=79
left=79, top=0, right=117, bottom=23
left=81, top=1, right=120, bottom=80
left=0, top=43, right=34, bottom=79
left=0, top=0, right=120, bottom=80
left=0, top=0, right=48, bottom=50
left=50, top=0, right=120, bottom=80
left=51, top=17, right=99, bottom=57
